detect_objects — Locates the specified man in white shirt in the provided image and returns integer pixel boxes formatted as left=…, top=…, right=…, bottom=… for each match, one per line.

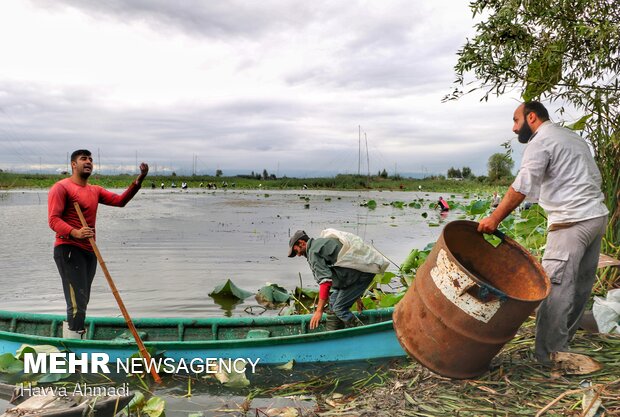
left=478, top=101, right=608, bottom=365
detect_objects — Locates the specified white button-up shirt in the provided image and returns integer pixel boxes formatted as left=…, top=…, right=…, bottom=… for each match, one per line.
left=511, top=121, right=608, bottom=226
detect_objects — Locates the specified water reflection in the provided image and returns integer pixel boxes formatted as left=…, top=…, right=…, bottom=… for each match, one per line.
left=210, top=295, right=243, bottom=317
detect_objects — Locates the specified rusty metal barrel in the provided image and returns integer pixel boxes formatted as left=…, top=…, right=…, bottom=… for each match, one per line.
left=393, top=220, right=550, bottom=379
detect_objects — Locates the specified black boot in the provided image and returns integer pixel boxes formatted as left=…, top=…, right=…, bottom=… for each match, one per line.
left=325, top=314, right=345, bottom=331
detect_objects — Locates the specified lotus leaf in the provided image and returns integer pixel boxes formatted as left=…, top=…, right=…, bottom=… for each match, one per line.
left=0, top=352, right=23, bottom=374
left=143, top=396, right=166, bottom=417
left=208, top=279, right=253, bottom=300
left=256, top=283, right=291, bottom=308
left=378, top=292, right=404, bottom=308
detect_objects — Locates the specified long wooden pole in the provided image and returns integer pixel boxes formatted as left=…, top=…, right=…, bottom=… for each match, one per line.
left=73, top=202, right=162, bottom=384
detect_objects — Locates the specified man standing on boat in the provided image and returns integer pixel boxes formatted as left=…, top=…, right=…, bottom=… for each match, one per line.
left=477, top=101, right=608, bottom=366
left=48, top=150, right=149, bottom=338
left=288, top=229, right=388, bottom=330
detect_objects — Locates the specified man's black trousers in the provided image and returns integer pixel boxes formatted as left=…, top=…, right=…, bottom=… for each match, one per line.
left=53, top=244, right=97, bottom=332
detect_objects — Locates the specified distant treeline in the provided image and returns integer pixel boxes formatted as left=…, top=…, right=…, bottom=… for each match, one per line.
left=0, top=172, right=512, bottom=193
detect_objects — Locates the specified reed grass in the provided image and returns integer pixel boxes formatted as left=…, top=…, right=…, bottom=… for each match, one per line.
left=318, top=321, right=620, bottom=416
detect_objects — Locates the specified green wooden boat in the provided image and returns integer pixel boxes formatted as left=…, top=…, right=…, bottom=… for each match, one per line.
left=0, top=309, right=404, bottom=364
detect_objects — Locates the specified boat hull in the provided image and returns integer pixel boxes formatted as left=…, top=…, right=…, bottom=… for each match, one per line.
left=0, top=309, right=404, bottom=364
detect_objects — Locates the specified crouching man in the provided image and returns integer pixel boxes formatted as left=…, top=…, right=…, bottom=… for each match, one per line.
left=288, top=229, right=388, bottom=330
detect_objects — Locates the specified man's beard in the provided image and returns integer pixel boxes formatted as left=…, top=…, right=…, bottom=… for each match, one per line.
left=517, top=121, right=533, bottom=143
left=79, top=170, right=91, bottom=179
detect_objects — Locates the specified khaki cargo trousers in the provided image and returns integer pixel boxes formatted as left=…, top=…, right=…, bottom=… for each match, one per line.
left=535, top=215, right=607, bottom=364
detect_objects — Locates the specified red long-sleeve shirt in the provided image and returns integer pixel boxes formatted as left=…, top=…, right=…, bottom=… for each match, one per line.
left=48, top=178, right=141, bottom=252
left=319, top=281, right=332, bottom=300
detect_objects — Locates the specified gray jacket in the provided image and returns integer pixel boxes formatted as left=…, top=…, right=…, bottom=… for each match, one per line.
left=306, top=237, right=375, bottom=289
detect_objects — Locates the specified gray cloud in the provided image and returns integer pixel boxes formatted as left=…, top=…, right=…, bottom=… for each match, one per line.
left=30, top=0, right=465, bottom=94
left=1, top=77, right=521, bottom=176
left=1, top=1, right=534, bottom=178
left=28, top=0, right=321, bottom=39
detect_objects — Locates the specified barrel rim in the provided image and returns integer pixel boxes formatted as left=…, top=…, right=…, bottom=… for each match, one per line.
left=441, top=220, right=551, bottom=303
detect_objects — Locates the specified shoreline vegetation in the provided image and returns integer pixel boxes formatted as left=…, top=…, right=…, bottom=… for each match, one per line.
left=0, top=172, right=512, bottom=193
left=307, top=323, right=620, bottom=416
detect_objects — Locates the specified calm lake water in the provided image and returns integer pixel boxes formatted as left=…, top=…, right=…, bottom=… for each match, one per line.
left=0, top=187, right=455, bottom=318
left=0, top=187, right=462, bottom=416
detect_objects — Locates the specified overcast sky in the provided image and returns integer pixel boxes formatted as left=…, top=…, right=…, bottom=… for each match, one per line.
left=0, top=1, right=577, bottom=177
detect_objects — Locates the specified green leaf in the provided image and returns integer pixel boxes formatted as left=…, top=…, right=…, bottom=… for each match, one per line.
left=401, top=249, right=419, bottom=273
left=524, top=233, right=546, bottom=251
left=127, top=391, right=146, bottom=411
left=16, top=345, right=61, bottom=361
left=468, top=200, right=489, bottom=215
left=208, top=279, right=253, bottom=300
left=378, top=293, right=404, bottom=308
left=374, top=271, right=396, bottom=285
left=566, top=114, right=592, bottom=131
left=483, top=233, right=502, bottom=248
left=520, top=202, right=546, bottom=220
left=361, top=297, right=377, bottom=310
left=256, top=283, right=291, bottom=307
left=292, top=287, right=318, bottom=314
left=401, top=250, right=428, bottom=274
left=0, top=353, right=24, bottom=374
left=523, top=41, right=564, bottom=101
left=294, top=287, right=318, bottom=300
left=514, top=217, right=544, bottom=236
left=365, top=200, right=377, bottom=209
left=143, top=396, right=166, bottom=417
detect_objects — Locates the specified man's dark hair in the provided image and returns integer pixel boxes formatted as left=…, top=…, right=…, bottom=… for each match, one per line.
left=71, top=149, right=91, bottom=162
left=523, top=101, right=550, bottom=122
left=297, top=235, right=309, bottom=243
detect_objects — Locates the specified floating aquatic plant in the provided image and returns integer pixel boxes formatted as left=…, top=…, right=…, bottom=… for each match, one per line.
left=256, top=283, right=291, bottom=308
left=360, top=200, right=377, bottom=209
left=208, top=279, right=253, bottom=300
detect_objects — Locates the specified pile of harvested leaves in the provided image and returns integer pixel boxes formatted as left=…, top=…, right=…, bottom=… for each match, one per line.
left=311, top=320, right=619, bottom=416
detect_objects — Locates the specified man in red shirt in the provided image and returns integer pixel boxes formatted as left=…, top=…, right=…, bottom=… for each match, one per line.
left=48, top=149, right=148, bottom=338
left=437, top=196, right=450, bottom=212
